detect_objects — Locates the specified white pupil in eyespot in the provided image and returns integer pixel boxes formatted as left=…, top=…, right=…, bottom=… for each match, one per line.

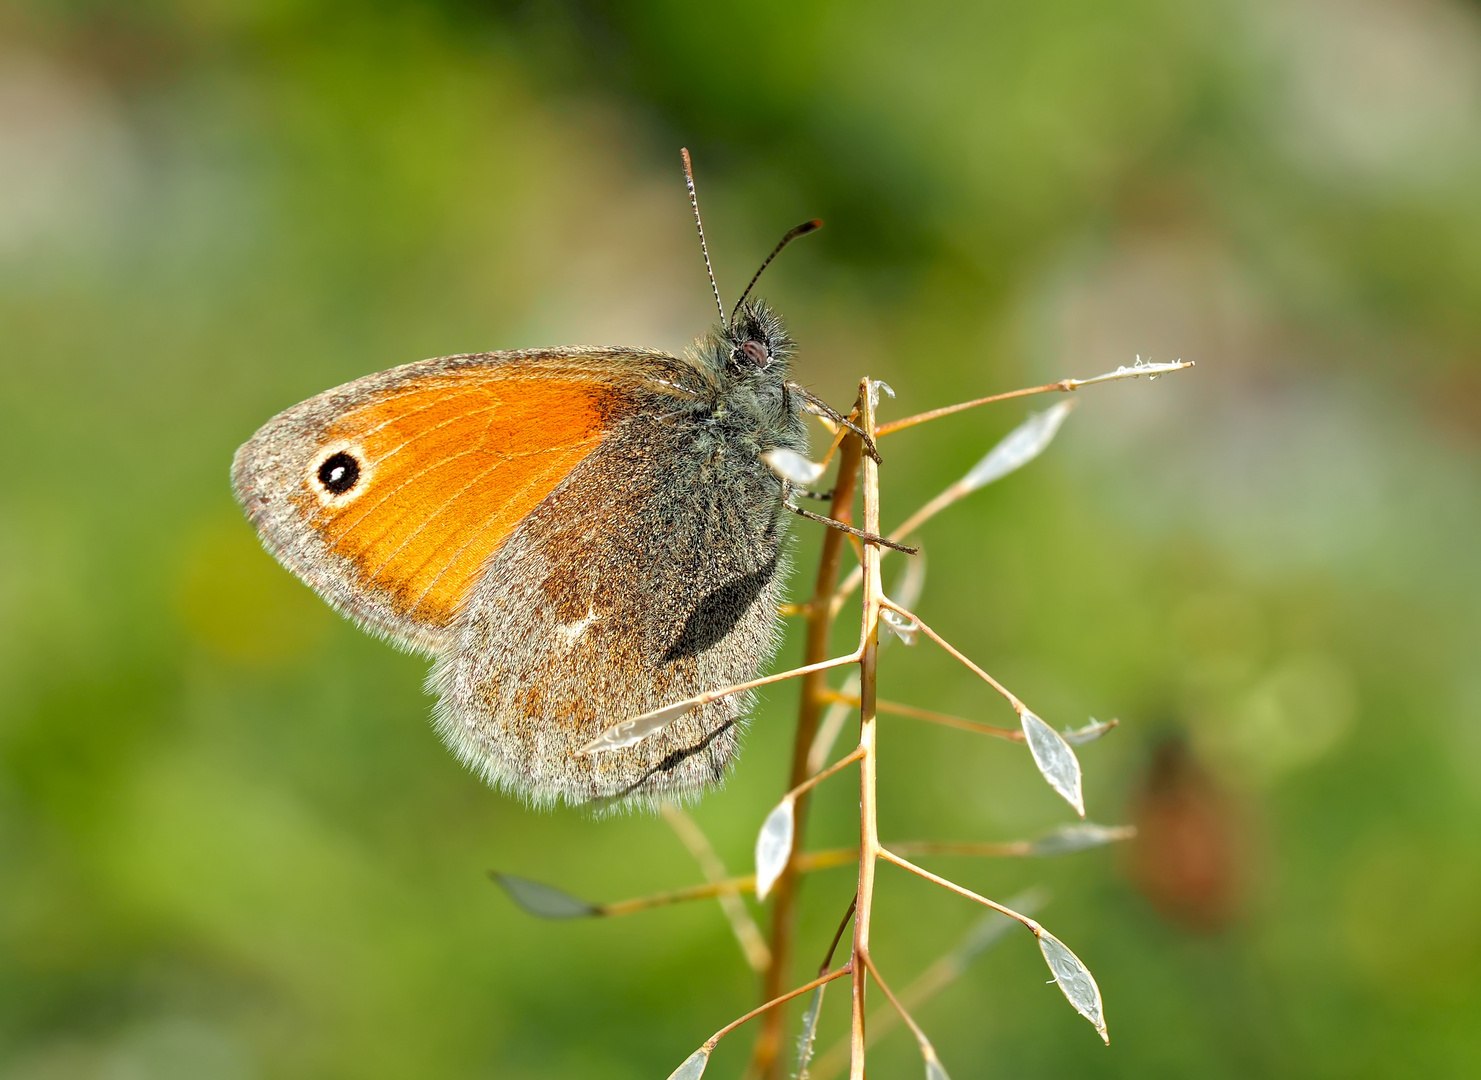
left=317, top=451, right=361, bottom=493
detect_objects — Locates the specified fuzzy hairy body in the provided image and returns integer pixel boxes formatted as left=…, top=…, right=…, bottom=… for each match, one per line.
left=232, top=302, right=809, bottom=808
left=435, top=376, right=804, bottom=806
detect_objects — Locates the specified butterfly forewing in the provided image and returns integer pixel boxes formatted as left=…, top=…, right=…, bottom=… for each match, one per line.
left=310, top=375, right=612, bottom=628
left=232, top=350, right=673, bottom=653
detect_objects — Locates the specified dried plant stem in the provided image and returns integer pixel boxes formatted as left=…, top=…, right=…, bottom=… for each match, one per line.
left=661, top=804, right=771, bottom=972
left=748, top=366, right=1163, bottom=1076
left=879, top=848, right=1043, bottom=934
left=601, top=834, right=1073, bottom=921
left=597, top=837, right=1057, bottom=919
left=819, top=894, right=859, bottom=973
left=825, top=476, right=967, bottom=619
left=876, top=378, right=1079, bottom=436
left=599, top=848, right=861, bottom=918
left=884, top=601, right=1027, bottom=715
left=810, top=889, right=1048, bottom=1078
left=831, top=361, right=1195, bottom=617
left=849, top=380, right=887, bottom=1079
left=784, top=745, right=865, bottom=803
left=888, top=839, right=1032, bottom=858
left=791, top=849, right=861, bottom=874
left=875, top=358, right=1195, bottom=436
left=820, top=690, right=1025, bottom=742
left=750, top=430, right=864, bottom=1079
left=699, top=652, right=868, bottom=710
left=600, top=878, right=755, bottom=917
left=707, top=966, right=853, bottom=1051
left=860, top=952, right=937, bottom=1065
left=577, top=648, right=864, bottom=756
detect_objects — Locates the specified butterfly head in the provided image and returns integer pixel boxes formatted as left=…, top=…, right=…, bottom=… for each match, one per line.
left=724, top=299, right=794, bottom=379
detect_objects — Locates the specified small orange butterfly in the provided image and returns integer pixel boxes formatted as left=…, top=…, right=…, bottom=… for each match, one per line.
left=233, top=150, right=884, bottom=808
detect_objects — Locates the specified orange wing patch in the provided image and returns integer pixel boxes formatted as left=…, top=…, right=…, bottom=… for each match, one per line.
left=304, top=374, right=612, bottom=629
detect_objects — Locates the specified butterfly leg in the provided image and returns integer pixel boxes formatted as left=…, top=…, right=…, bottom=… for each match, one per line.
left=794, top=487, right=835, bottom=501
left=786, top=381, right=882, bottom=463
left=785, top=500, right=918, bottom=554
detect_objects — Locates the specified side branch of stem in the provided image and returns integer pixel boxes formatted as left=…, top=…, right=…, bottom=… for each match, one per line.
left=707, top=966, right=853, bottom=1050
left=883, top=601, right=1027, bottom=714
left=878, top=848, right=1042, bottom=936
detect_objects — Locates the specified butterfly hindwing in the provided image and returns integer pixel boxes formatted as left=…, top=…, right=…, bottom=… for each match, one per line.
left=432, top=394, right=797, bottom=806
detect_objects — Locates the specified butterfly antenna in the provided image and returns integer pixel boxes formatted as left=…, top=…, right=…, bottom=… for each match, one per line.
left=680, top=148, right=726, bottom=324
left=730, top=219, right=822, bottom=328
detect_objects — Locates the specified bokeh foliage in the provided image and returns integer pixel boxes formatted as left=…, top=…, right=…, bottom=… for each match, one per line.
left=2, top=0, right=1480, bottom=1076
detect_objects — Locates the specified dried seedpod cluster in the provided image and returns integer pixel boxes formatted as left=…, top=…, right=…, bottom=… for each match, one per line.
left=494, top=357, right=1193, bottom=1079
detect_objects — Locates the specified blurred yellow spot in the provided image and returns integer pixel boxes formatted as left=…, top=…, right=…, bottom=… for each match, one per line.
left=1193, top=653, right=1357, bottom=783
left=176, top=517, right=331, bottom=666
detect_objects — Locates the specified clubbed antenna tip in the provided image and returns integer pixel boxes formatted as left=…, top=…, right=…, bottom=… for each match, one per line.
left=731, top=219, right=823, bottom=327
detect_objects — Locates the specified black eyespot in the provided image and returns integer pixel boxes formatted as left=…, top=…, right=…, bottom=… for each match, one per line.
left=317, top=451, right=360, bottom=494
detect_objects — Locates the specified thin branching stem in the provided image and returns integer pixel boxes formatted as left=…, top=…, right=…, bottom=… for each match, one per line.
left=601, top=839, right=1054, bottom=921
left=849, top=379, right=886, bottom=1079
left=826, top=485, right=963, bottom=619
left=600, top=834, right=1081, bottom=921
left=600, top=878, right=754, bottom=917
left=783, top=745, right=865, bottom=804
left=755, top=369, right=1168, bottom=1075
left=882, top=600, right=1028, bottom=715
left=599, top=849, right=860, bottom=917
left=810, top=889, right=1048, bottom=1078
left=876, top=378, right=1079, bottom=436
left=888, top=839, right=1031, bottom=858
left=814, top=419, right=851, bottom=468
left=792, top=848, right=864, bottom=874
left=860, top=952, right=935, bottom=1061
left=578, top=648, right=867, bottom=756
left=661, top=805, right=771, bottom=972
left=875, top=359, right=1194, bottom=436
left=878, top=848, right=1044, bottom=936
left=820, top=691, right=1025, bottom=742
left=830, top=361, right=1194, bottom=616
left=751, top=428, right=864, bottom=1079
left=707, top=966, right=853, bottom=1050
left=698, top=651, right=868, bottom=709
left=818, top=894, right=858, bottom=975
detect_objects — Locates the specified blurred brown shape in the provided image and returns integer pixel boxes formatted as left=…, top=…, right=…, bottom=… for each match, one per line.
left=1124, top=737, right=1242, bottom=932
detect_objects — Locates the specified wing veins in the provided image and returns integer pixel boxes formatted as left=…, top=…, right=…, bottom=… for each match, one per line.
left=347, top=382, right=503, bottom=445
left=360, top=453, right=510, bottom=590
left=403, top=444, right=596, bottom=616
left=320, top=403, right=502, bottom=541
left=357, top=403, right=511, bottom=586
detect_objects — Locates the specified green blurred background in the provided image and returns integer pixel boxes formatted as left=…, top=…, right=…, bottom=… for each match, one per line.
left=3, top=0, right=1480, bottom=1076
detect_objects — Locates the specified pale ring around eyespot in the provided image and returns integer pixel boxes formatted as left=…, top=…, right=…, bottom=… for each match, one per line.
left=307, top=442, right=373, bottom=507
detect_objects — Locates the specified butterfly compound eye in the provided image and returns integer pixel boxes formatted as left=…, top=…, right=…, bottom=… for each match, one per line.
left=738, top=340, right=770, bottom=365
left=317, top=451, right=361, bottom=494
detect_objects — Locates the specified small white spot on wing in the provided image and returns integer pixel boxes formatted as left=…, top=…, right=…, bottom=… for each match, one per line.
left=555, top=604, right=600, bottom=648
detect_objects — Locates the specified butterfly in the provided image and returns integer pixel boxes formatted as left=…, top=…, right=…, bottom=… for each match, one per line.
left=231, top=151, right=887, bottom=808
